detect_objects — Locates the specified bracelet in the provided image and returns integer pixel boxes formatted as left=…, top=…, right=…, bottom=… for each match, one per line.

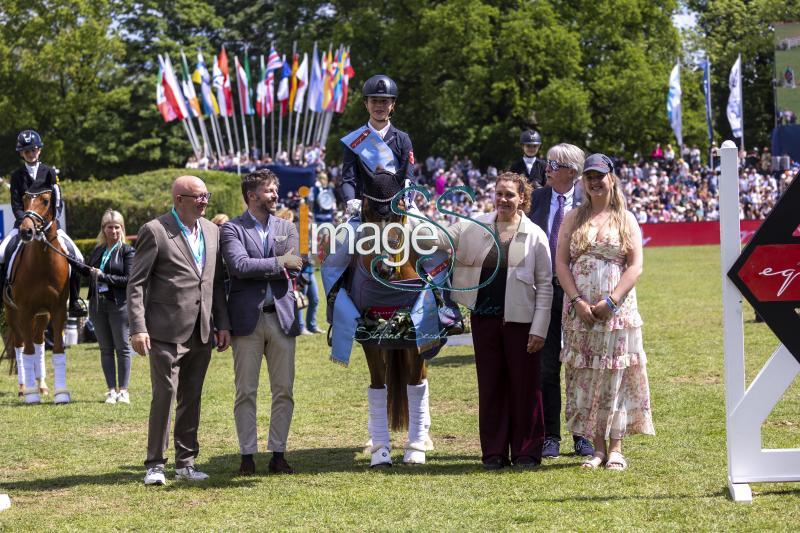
left=569, top=294, right=583, bottom=304
left=604, top=295, right=619, bottom=314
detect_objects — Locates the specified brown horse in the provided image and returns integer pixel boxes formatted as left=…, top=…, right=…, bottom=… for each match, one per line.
left=3, top=189, right=71, bottom=404
left=355, top=170, right=435, bottom=467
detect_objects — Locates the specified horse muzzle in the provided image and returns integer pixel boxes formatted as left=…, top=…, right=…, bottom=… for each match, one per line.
left=20, top=227, right=35, bottom=242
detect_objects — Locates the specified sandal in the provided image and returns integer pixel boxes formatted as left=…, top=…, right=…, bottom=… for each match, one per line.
left=581, top=452, right=606, bottom=469
left=605, top=451, right=628, bottom=471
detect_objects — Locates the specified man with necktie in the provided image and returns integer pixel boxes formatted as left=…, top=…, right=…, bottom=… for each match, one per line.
left=529, top=143, right=593, bottom=459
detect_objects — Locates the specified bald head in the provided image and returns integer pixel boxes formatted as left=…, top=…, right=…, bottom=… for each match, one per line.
left=172, top=175, right=206, bottom=201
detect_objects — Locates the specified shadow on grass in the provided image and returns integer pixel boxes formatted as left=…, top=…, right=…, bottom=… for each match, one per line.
left=429, top=354, right=475, bottom=367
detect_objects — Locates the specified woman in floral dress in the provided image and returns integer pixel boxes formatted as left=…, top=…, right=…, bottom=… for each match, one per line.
left=554, top=153, right=655, bottom=470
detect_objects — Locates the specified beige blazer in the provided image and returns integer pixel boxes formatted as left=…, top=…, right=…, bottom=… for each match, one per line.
left=436, top=211, right=553, bottom=338
left=127, top=212, right=231, bottom=344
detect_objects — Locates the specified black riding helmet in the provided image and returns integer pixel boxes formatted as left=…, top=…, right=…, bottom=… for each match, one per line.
left=363, top=75, right=398, bottom=99
left=16, top=129, right=44, bottom=152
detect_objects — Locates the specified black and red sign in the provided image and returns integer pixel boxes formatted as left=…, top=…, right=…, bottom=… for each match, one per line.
left=729, top=171, right=800, bottom=363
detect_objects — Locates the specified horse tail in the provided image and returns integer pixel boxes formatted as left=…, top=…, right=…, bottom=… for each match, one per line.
left=386, top=349, right=409, bottom=431
left=0, top=312, right=13, bottom=376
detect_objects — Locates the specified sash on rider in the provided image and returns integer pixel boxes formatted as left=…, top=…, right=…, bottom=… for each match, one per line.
left=341, top=127, right=397, bottom=174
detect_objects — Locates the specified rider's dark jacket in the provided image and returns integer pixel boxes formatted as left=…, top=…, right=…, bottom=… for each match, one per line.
left=10, top=163, right=59, bottom=228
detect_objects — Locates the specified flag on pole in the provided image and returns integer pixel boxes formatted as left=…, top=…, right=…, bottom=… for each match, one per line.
left=289, top=53, right=300, bottom=110
left=335, top=49, right=355, bottom=113
left=180, top=51, right=202, bottom=118
left=667, top=63, right=682, bottom=148
left=212, top=55, right=229, bottom=117
left=194, top=52, right=220, bottom=116
left=726, top=55, right=743, bottom=139
left=159, top=54, right=188, bottom=121
left=701, top=58, right=713, bottom=146
left=219, top=47, right=234, bottom=117
left=322, top=47, right=334, bottom=111
left=156, top=65, right=178, bottom=122
left=308, top=45, right=323, bottom=113
left=332, top=49, right=344, bottom=112
left=293, top=53, right=309, bottom=113
left=243, top=53, right=255, bottom=115
left=277, top=57, right=291, bottom=117
left=266, top=48, right=282, bottom=72
left=235, top=56, right=253, bottom=115
left=256, top=65, right=275, bottom=116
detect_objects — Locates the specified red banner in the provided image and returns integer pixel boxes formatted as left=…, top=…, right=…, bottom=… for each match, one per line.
left=735, top=244, right=800, bottom=302
left=640, top=220, right=763, bottom=247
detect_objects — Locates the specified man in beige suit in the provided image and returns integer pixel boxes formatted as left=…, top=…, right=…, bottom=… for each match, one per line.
left=128, top=175, right=231, bottom=486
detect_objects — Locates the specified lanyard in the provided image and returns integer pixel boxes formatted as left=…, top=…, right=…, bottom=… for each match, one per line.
left=171, top=207, right=205, bottom=265
left=99, top=242, right=121, bottom=271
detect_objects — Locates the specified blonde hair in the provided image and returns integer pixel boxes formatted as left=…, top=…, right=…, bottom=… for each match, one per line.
left=211, top=213, right=229, bottom=226
left=275, top=207, right=294, bottom=222
left=96, top=209, right=127, bottom=246
left=570, top=172, right=633, bottom=255
left=495, top=172, right=532, bottom=213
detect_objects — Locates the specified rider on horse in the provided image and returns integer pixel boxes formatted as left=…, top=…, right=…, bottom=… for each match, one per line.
left=0, top=129, right=86, bottom=318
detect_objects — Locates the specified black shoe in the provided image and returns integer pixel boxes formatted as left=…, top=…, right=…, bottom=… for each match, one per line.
left=482, top=456, right=508, bottom=471
left=542, top=437, right=560, bottom=458
left=238, top=455, right=256, bottom=476
left=268, top=456, right=295, bottom=474
left=573, top=436, right=595, bottom=457
left=68, top=302, right=87, bottom=318
left=514, top=456, right=540, bottom=469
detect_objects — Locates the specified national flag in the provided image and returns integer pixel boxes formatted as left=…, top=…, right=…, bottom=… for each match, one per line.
left=266, top=48, right=282, bottom=72
left=277, top=57, right=291, bottom=117
left=667, top=63, right=682, bottom=148
left=289, top=53, right=300, bottom=110
left=308, top=44, right=323, bottom=113
left=219, top=46, right=234, bottom=117
left=335, top=49, right=355, bottom=113
left=159, top=54, right=188, bottom=121
left=322, top=47, right=334, bottom=111
left=194, top=52, right=219, bottom=116
left=235, top=55, right=253, bottom=115
left=212, top=55, right=228, bottom=117
left=332, top=49, right=344, bottom=112
left=293, top=53, right=309, bottom=113
left=156, top=65, right=178, bottom=122
left=243, top=52, right=255, bottom=115
left=701, top=58, right=713, bottom=146
left=256, top=55, right=275, bottom=117
left=726, top=55, right=743, bottom=139
left=180, top=50, right=202, bottom=118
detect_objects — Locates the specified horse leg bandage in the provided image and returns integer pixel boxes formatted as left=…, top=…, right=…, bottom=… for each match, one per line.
left=52, top=353, right=70, bottom=404
left=367, top=386, right=390, bottom=450
left=404, top=382, right=430, bottom=464
left=421, top=379, right=434, bottom=451
left=33, top=343, right=45, bottom=380
left=15, top=347, right=24, bottom=385
left=22, top=354, right=39, bottom=403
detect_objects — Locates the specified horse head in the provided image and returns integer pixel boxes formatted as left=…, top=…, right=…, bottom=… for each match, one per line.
left=19, top=189, right=55, bottom=243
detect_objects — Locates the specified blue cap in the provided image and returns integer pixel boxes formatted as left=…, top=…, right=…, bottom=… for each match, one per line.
left=583, top=153, right=613, bottom=174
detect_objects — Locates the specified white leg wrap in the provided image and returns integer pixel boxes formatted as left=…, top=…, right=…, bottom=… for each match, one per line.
left=33, top=343, right=45, bottom=380
left=368, top=387, right=391, bottom=467
left=404, top=382, right=429, bottom=464
left=52, top=353, right=70, bottom=404
left=15, top=347, right=24, bottom=385
left=23, top=354, right=40, bottom=403
left=421, top=379, right=433, bottom=450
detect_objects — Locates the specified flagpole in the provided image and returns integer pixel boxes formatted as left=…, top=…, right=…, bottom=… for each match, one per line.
left=236, top=56, right=250, bottom=160
left=223, top=115, right=235, bottom=156
left=180, top=119, right=200, bottom=159
left=196, top=114, right=213, bottom=161
left=288, top=41, right=297, bottom=163
left=738, top=54, right=744, bottom=153
left=208, top=113, right=223, bottom=162
left=260, top=54, right=266, bottom=160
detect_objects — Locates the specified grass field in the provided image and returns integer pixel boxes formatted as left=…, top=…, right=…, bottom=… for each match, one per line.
left=776, top=22, right=800, bottom=116
left=0, top=245, right=798, bottom=530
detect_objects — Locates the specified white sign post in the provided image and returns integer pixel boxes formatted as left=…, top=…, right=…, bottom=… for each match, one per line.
left=719, top=140, right=800, bottom=503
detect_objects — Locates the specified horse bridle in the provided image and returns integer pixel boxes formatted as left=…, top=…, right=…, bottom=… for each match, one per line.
left=22, top=191, right=55, bottom=237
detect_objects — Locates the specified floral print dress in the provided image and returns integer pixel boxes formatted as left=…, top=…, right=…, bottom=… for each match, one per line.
left=560, top=228, right=655, bottom=440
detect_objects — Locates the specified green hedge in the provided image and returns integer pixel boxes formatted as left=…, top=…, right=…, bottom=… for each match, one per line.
left=60, top=169, right=245, bottom=239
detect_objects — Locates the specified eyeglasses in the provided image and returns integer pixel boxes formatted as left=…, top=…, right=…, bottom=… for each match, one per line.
left=546, top=160, right=571, bottom=172
left=178, top=193, right=212, bottom=202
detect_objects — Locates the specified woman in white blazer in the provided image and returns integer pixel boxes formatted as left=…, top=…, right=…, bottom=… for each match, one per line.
left=436, top=172, right=553, bottom=470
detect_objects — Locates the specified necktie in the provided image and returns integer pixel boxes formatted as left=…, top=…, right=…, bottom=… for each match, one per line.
left=549, top=194, right=565, bottom=272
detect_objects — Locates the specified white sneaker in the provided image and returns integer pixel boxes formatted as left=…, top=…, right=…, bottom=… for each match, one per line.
left=144, top=466, right=166, bottom=486
left=104, top=390, right=117, bottom=404
left=175, top=466, right=210, bottom=481
left=116, top=390, right=130, bottom=404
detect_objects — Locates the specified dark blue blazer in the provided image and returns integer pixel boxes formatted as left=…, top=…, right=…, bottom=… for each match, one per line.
left=529, top=184, right=584, bottom=237
left=340, top=123, right=415, bottom=202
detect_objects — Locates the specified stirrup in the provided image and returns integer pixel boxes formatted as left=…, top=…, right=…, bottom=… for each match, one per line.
left=53, top=388, right=71, bottom=404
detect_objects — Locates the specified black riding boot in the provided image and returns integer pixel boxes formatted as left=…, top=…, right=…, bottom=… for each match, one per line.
left=68, top=269, right=87, bottom=317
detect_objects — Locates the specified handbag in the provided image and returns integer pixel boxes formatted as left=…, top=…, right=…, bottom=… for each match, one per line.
left=292, top=277, right=309, bottom=310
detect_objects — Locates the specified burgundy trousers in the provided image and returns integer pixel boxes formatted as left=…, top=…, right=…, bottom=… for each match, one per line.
left=471, top=315, right=544, bottom=463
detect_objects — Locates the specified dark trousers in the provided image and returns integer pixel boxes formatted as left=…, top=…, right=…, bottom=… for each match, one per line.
left=540, top=283, right=565, bottom=440
left=145, top=322, right=212, bottom=469
left=471, top=315, right=544, bottom=463
left=89, top=296, right=132, bottom=389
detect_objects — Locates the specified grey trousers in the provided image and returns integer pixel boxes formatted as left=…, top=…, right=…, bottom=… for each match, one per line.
left=145, top=323, right=212, bottom=469
left=89, top=296, right=132, bottom=389
left=232, top=311, right=296, bottom=454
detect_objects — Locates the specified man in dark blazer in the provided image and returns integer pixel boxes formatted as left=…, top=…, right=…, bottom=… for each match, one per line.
left=528, top=143, right=593, bottom=460
left=220, top=169, right=303, bottom=476
left=509, top=129, right=547, bottom=189
left=128, top=175, right=231, bottom=486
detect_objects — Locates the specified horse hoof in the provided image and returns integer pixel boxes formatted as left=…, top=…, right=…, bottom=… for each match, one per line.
left=370, top=447, right=392, bottom=468
left=54, top=391, right=71, bottom=404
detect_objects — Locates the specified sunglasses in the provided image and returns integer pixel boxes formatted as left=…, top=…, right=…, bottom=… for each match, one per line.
left=546, top=159, right=571, bottom=172
left=178, top=192, right=212, bottom=202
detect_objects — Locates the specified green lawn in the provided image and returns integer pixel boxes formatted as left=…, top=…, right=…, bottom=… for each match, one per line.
left=0, top=245, right=798, bottom=530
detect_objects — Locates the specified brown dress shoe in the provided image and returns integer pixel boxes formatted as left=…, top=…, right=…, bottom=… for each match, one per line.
left=238, top=455, right=256, bottom=476
left=268, top=456, right=294, bottom=474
